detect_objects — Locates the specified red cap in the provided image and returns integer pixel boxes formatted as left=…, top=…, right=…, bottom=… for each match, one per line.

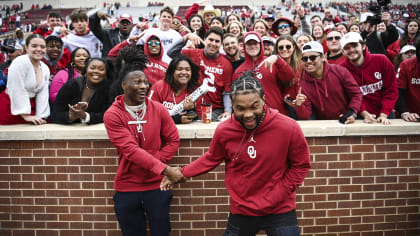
left=119, top=13, right=133, bottom=24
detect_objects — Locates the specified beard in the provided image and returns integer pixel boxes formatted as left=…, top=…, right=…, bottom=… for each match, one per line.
left=226, top=49, right=238, bottom=58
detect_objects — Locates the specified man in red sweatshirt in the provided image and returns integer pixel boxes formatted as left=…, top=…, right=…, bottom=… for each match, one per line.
left=104, top=66, right=180, bottom=236
left=161, top=72, right=311, bottom=235
left=233, top=32, right=295, bottom=116
left=294, top=41, right=362, bottom=123
left=341, top=32, right=398, bottom=125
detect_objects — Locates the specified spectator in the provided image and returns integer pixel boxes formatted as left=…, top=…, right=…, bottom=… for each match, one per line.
left=393, top=45, right=416, bottom=70
left=223, top=33, right=245, bottom=71
left=225, top=13, right=241, bottom=26
left=42, top=35, right=66, bottom=78
left=341, top=32, right=398, bottom=125
left=335, top=23, right=348, bottom=35
left=234, top=32, right=295, bottom=116
left=0, top=34, right=49, bottom=125
left=262, top=36, right=276, bottom=56
left=0, top=39, right=24, bottom=73
left=34, top=12, right=63, bottom=38
left=52, top=58, right=113, bottom=124
left=209, top=17, right=224, bottom=30
left=104, top=65, right=179, bottom=236
left=50, top=47, right=90, bottom=103
left=187, top=14, right=206, bottom=42
left=295, top=34, right=313, bottom=49
left=168, top=27, right=233, bottom=120
left=149, top=55, right=200, bottom=124
left=295, top=41, right=362, bottom=122
left=226, top=21, right=244, bottom=38
left=310, top=15, right=322, bottom=28
left=326, top=29, right=346, bottom=64
left=198, top=5, right=221, bottom=30
left=387, top=20, right=419, bottom=61
left=264, top=14, right=277, bottom=38
left=253, top=19, right=270, bottom=37
left=348, top=23, right=361, bottom=33
left=294, top=4, right=311, bottom=37
left=89, top=12, right=134, bottom=57
left=272, top=17, right=297, bottom=37
left=395, top=41, right=420, bottom=122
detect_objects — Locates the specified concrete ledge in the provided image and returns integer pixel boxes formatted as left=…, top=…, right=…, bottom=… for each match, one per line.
left=1, top=119, right=419, bottom=140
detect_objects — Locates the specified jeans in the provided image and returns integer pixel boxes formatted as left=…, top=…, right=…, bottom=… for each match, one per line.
left=113, top=189, right=172, bottom=236
left=223, top=210, right=300, bottom=236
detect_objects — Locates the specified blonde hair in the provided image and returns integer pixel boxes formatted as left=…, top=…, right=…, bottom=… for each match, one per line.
left=275, top=35, right=302, bottom=73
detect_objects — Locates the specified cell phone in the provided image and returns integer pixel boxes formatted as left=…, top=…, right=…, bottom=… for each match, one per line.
left=185, top=111, right=197, bottom=119
left=284, top=97, right=294, bottom=103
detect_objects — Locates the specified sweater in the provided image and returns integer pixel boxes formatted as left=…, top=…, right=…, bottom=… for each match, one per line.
left=53, top=27, right=103, bottom=58
left=233, top=32, right=295, bottom=116
left=341, top=49, right=398, bottom=116
left=396, top=57, right=420, bottom=114
left=104, top=96, right=180, bottom=192
left=49, top=68, right=80, bottom=103
left=181, top=107, right=311, bottom=216
left=296, top=62, right=362, bottom=120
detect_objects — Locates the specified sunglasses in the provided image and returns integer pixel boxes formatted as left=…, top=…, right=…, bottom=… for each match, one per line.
left=301, top=55, right=320, bottom=62
left=278, top=45, right=292, bottom=51
left=327, top=36, right=341, bottom=41
left=147, top=41, right=160, bottom=46
left=403, top=50, right=416, bottom=55
left=278, top=24, right=290, bottom=29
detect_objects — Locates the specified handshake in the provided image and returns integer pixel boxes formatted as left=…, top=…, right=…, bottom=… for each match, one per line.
left=160, top=166, right=187, bottom=191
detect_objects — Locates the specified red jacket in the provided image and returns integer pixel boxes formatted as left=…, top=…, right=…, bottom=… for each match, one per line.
left=397, top=57, right=420, bottom=114
left=296, top=62, right=362, bottom=120
left=109, top=35, right=168, bottom=85
left=104, top=95, right=180, bottom=192
left=149, top=79, right=195, bottom=110
left=185, top=3, right=199, bottom=22
left=181, top=107, right=311, bottom=216
left=233, top=32, right=295, bottom=116
left=341, top=49, right=398, bottom=116
left=387, top=38, right=416, bottom=61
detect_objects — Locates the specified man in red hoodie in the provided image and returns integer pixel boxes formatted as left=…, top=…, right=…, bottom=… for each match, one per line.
left=341, top=32, right=398, bottom=125
left=293, top=41, right=362, bottom=122
left=233, top=32, right=295, bottom=116
left=34, top=12, right=63, bottom=38
left=161, top=72, right=311, bottom=235
left=104, top=66, right=180, bottom=236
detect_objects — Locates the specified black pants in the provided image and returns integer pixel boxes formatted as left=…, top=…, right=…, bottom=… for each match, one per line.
left=113, top=189, right=172, bottom=236
left=224, top=209, right=300, bottom=236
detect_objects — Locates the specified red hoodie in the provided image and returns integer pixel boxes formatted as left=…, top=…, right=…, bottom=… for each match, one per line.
left=397, top=57, right=420, bottom=114
left=149, top=79, right=196, bottom=110
left=181, top=107, right=311, bottom=216
left=233, top=32, right=295, bottom=116
left=296, top=62, right=362, bottom=120
left=108, top=35, right=168, bottom=85
left=341, top=49, right=398, bottom=116
left=104, top=95, right=180, bottom=192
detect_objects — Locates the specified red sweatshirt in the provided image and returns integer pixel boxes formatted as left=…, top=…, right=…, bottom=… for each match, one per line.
left=233, top=32, right=295, bottom=116
left=397, top=57, right=420, bottom=114
left=181, top=107, right=311, bottom=216
left=104, top=95, right=180, bottom=192
left=182, top=48, right=233, bottom=110
left=108, top=35, right=168, bottom=85
left=296, top=62, right=362, bottom=120
left=149, top=79, right=194, bottom=110
left=341, top=49, right=398, bottom=116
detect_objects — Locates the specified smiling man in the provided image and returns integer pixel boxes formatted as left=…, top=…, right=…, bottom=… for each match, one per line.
left=42, top=35, right=66, bottom=77
left=168, top=27, right=233, bottom=120
left=104, top=65, right=180, bottom=236
left=223, top=33, right=245, bottom=70
left=161, top=72, right=311, bottom=236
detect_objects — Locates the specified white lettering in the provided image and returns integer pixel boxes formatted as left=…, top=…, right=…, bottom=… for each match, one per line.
left=162, top=101, right=175, bottom=110
left=359, top=80, right=383, bottom=96
left=411, top=78, right=420, bottom=85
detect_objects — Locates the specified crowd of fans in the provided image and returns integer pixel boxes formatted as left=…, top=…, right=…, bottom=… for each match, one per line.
left=0, top=0, right=419, bottom=126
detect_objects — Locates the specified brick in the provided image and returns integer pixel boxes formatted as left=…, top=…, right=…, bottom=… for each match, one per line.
left=105, top=149, right=118, bottom=156
left=328, top=145, right=350, bottom=153
left=328, top=161, right=351, bottom=169
left=362, top=200, right=384, bottom=208
left=386, top=183, right=407, bottom=191
left=340, top=185, right=362, bottom=192
left=352, top=224, right=373, bottom=232
left=339, top=153, right=362, bottom=161
left=297, top=186, right=314, bottom=194
left=375, top=223, right=396, bottom=230
left=364, top=152, right=386, bottom=160
left=10, top=149, right=33, bottom=157
left=314, top=137, right=337, bottom=145
left=363, top=169, right=384, bottom=176
left=10, top=182, right=32, bottom=189
left=387, top=168, right=408, bottom=175
left=328, top=177, right=351, bottom=185
left=352, top=145, right=374, bottom=152
left=68, top=158, right=92, bottom=165
left=69, top=222, right=92, bottom=229
left=296, top=202, right=313, bottom=210
left=59, top=198, right=81, bottom=205
left=44, top=141, right=67, bottom=149
left=46, top=190, right=69, bottom=197
left=385, top=214, right=407, bottom=222
left=315, top=201, right=336, bottom=209
left=311, top=162, right=327, bottom=169
left=33, top=166, right=55, bottom=173
left=68, top=141, right=92, bottom=148
left=309, top=146, right=326, bottom=154
left=44, top=158, right=68, bottom=165
left=191, top=140, right=211, bottom=147
left=400, top=159, right=420, bottom=167
left=327, top=209, right=349, bottom=217
left=376, top=144, right=398, bottom=152
left=400, top=144, right=420, bottom=151
left=314, top=154, right=338, bottom=162
left=22, top=190, right=45, bottom=197
left=339, top=137, right=361, bottom=144
left=82, top=149, right=106, bottom=157
left=375, top=191, right=397, bottom=199
left=56, top=150, right=81, bottom=157
left=376, top=160, right=398, bottom=168
left=352, top=161, right=375, bottom=169
left=363, top=136, right=385, bottom=144
left=92, top=141, right=113, bottom=148
left=33, top=182, right=55, bottom=189
left=33, top=150, right=56, bottom=157
left=352, top=192, right=373, bottom=200
left=338, top=201, right=361, bottom=208
left=399, top=191, right=419, bottom=198
left=315, top=217, right=337, bottom=225
left=375, top=207, right=396, bottom=215
left=304, top=210, right=326, bottom=217
left=83, top=231, right=107, bottom=236
left=57, top=166, right=79, bottom=173
left=303, top=178, right=327, bottom=186
left=303, top=226, right=326, bottom=233
left=46, top=174, right=68, bottom=181
left=339, top=217, right=362, bottom=224
left=386, top=136, right=408, bottom=143
left=398, top=206, right=419, bottom=214
left=327, top=225, right=350, bottom=232
left=35, top=198, right=58, bottom=205
left=352, top=208, right=373, bottom=215
left=93, top=222, right=117, bottom=229
left=23, top=222, right=46, bottom=228
left=316, top=186, right=338, bottom=193
left=315, top=170, right=338, bottom=177
left=376, top=176, right=397, bottom=183
left=69, top=174, right=93, bottom=181
left=328, top=193, right=350, bottom=201
left=340, top=169, right=361, bottom=177
left=70, top=206, right=93, bottom=213
left=352, top=177, right=374, bottom=184
left=387, top=152, right=409, bottom=159
left=304, top=194, right=327, bottom=202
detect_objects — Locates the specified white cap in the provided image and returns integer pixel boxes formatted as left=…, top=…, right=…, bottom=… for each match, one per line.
left=341, top=32, right=363, bottom=49
left=400, top=45, right=416, bottom=54
left=360, top=12, right=374, bottom=23
left=261, top=36, right=275, bottom=44
left=244, top=34, right=260, bottom=43
left=301, top=41, right=324, bottom=55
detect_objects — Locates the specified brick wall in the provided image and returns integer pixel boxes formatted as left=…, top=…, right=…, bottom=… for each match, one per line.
left=0, top=136, right=419, bottom=236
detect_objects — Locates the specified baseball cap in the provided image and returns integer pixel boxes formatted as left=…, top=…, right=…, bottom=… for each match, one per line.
left=400, top=45, right=416, bottom=54
left=264, top=14, right=275, bottom=21
left=261, top=36, right=275, bottom=44
left=1, top=39, right=23, bottom=51
left=360, top=12, right=374, bottom=23
left=301, top=41, right=324, bottom=55
left=119, top=13, right=133, bottom=24
left=244, top=34, right=260, bottom=43
left=341, top=32, right=363, bottom=49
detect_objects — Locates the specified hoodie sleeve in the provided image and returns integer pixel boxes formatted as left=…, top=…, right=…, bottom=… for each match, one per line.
left=295, top=98, right=312, bottom=120
left=108, top=40, right=130, bottom=58
left=158, top=105, right=180, bottom=163
left=181, top=125, right=226, bottom=178
left=275, top=56, right=295, bottom=82
left=185, top=3, right=200, bottom=22
left=89, top=12, right=106, bottom=43
left=341, top=67, right=363, bottom=114
left=379, top=58, right=398, bottom=116
left=104, top=109, right=168, bottom=176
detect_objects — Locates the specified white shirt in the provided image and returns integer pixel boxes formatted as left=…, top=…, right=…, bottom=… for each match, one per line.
left=53, top=27, right=103, bottom=58
left=6, top=54, right=50, bottom=118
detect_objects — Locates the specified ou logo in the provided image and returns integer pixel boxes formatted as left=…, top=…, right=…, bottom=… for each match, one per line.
left=256, top=72, right=263, bottom=80
left=247, top=146, right=256, bottom=159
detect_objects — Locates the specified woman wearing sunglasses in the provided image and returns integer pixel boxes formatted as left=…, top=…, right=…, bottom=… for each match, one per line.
left=271, top=17, right=297, bottom=37
left=275, top=35, right=302, bottom=119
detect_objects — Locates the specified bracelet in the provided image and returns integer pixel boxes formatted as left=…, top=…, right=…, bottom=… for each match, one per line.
left=401, top=112, right=410, bottom=117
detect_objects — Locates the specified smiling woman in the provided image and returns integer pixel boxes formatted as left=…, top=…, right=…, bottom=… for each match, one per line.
left=51, top=57, right=113, bottom=124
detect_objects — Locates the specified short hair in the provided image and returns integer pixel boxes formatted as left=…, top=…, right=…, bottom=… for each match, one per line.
left=120, top=63, right=147, bottom=83
left=230, top=70, right=265, bottom=102
left=25, top=33, right=45, bottom=47
left=48, top=12, right=61, bottom=19
left=160, top=6, right=174, bottom=17
left=210, top=17, right=224, bottom=27
left=70, top=9, right=88, bottom=22
left=311, top=15, right=322, bottom=22
left=322, top=18, right=331, bottom=24
left=223, top=33, right=238, bottom=42
left=204, top=27, right=224, bottom=41
left=45, top=35, right=63, bottom=47
left=165, top=55, right=200, bottom=92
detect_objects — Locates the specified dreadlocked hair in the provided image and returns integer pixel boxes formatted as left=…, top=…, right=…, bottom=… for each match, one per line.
left=115, top=45, right=149, bottom=73
left=230, top=70, right=265, bottom=103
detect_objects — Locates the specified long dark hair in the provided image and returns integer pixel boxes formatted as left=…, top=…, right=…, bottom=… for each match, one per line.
left=164, top=55, right=200, bottom=93
left=188, top=14, right=206, bottom=40
left=400, top=20, right=419, bottom=48
left=67, top=47, right=90, bottom=81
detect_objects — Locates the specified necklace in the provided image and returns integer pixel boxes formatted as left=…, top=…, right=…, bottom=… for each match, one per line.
left=85, top=83, right=95, bottom=90
left=125, top=102, right=147, bottom=141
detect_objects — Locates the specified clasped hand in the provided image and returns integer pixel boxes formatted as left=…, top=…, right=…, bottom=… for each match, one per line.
left=160, top=166, right=186, bottom=191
